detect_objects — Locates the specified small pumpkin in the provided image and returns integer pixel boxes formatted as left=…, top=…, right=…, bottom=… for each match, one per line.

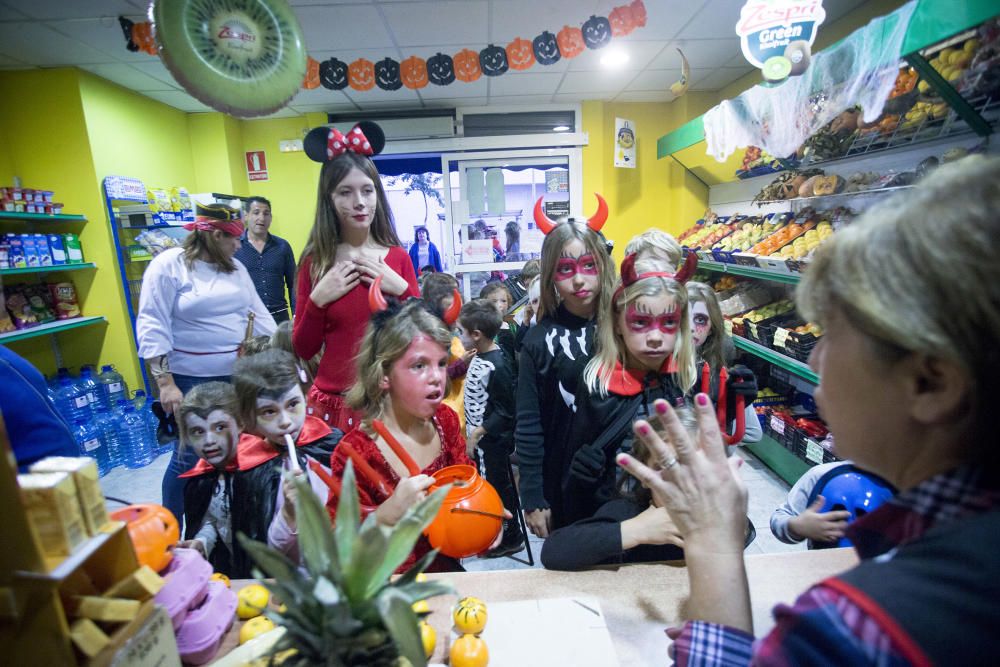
left=375, top=57, right=402, bottom=91
left=303, top=56, right=321, bottom=89
left=609, top=5, right=636, bottom=37
left=401, top=55, right=429, bottom=89
left=348, top=58, right=375, bottom=91
left=630, top=0, right=647, bottom=27
left=557, top=25, right=585, bottom=59
left=506, top=37, right=535, bottom=71
left=454, top=48, right=482, bottom=83
left=582, top=15, right=613, bottom=50
left=479, top=44, right=509, bottom=77
left=427, top=52, right=456, bottom=85
left=533, top=30, right=561, bottom=66
left=813, top=175, right=846, bottom=196
left=319, top=57, right=349, bottom=90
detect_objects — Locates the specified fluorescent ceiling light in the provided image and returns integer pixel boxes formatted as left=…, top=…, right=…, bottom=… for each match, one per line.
left=600, top=49, right=629, bottom=68
left=552, top=125, right=570, bottom=132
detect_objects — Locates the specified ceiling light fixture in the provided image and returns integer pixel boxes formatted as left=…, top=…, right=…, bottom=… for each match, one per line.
left=600, top=49, right=629, bottom=68
left=552, top=125, right=570, bottom=132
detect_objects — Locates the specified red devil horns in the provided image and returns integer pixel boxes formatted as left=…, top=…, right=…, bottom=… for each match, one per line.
left=442, top=288, right=462, bottom=326
left=533, top=193, right=609, bottom=235
left=617, top=251, right=699, bottom=300
left=369, top=275, right=388, bottom=313
left=673, top=251, right=698, bottom=284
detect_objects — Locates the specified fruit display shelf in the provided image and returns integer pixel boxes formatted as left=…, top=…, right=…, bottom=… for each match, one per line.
left=753, top=183, right=916, bottom=208
left=699, top=259, right=801, bottom=285
left=0, top=262, right=96, bottom=277
left=734, top=335, right=819, bottom=385
left=0, top=315, right=106, bottom=344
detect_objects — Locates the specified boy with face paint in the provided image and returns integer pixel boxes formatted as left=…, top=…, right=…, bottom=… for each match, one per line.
left=176, top=382, right=243, bottom=576
left=231, top=349, right=343, bottom=564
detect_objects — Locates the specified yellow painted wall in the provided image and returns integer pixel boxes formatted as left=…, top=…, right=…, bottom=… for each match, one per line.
left=0, top=69, right=125, bottom=381
left=582, top=94, right=718, bottom=264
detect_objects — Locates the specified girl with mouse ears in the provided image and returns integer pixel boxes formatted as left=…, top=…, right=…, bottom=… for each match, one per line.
left=515, top=195, right=616, bottom=538
left=292, top=122, right=420, bottom=433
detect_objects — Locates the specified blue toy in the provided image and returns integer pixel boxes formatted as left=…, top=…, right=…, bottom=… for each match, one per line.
left=807, top=464, right=895, bottom=548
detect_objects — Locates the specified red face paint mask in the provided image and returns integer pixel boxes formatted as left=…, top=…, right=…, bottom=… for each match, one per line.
left=554, top=254, right=599, bottom=282
left=624, top=303, right=681, bottom=333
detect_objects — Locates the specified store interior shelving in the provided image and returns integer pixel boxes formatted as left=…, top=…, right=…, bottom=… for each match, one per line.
left=0, top=211, right=87, bottom=223
left=0, top=315, right=106, bottom=344
left=0, top=262, right=96, bottom=277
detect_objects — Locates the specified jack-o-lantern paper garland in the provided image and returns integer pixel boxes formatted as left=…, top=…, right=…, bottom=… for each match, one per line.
left=582, top=15, right=613, bottom=49
left=319, top=57, right=349, bottom=90
left=533, top=30, right=561, bottom=66
left=454, top=48, right=482, bottom=83
left=507, top=38, right=535, bottom=70
left=608, top=5, right=636, bottom=37
left=428, top=52, right=456, bottom=85
left=480, top=44, right=509, bottom=77
left=401, top=56, right=429, bottom=89
left=375, top=58, right=402, bottom=91
left=258, top=0, right=648, bottom=94
left=557, top=25, right=585, bottom=59
left=349, top=58, right=376, bottom=91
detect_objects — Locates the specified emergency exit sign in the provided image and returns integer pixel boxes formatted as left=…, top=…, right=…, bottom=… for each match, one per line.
left=246, top=150, right=268, bottom=181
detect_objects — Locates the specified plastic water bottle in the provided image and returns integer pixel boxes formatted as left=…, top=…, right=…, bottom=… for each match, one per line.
left=97, top=364, right=129, bottom=411
left=54, top=377, right=92, bottom=425
left=133, top=390, right=169, bottom=457
left=119, top=399, right=154, bottom=469
left=77, top=365, right=102, bottom=413
left=93, top=405, right=123, bottom=469
left=73, top=418, right=110, bottom=476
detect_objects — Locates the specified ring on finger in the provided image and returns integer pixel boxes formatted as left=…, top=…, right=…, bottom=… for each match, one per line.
left=660, top=457, right=679, bottom=471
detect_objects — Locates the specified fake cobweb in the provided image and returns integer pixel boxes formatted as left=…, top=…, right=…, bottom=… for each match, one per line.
left=703, top=1, right=917, bottom=161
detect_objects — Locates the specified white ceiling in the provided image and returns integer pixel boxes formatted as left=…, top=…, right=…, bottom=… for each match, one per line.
left=0, top=0, right=866, bottom=117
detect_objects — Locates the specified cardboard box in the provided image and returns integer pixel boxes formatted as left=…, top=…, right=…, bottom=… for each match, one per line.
left=17, top=472, right=87, bottom=560
left=30, top=457, right=110, bottom=536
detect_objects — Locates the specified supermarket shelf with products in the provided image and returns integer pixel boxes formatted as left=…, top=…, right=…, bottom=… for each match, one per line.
left=699, top=259, right=800, bottom=285
left=0, top=262, right=96, bottom=276
left=734, top=336, right=819, bottom=385
left=0, top=211, right=87, bottom=223
left=0, top=315, right=106, bottom=344
left=743, top=435, right=812, bottom=487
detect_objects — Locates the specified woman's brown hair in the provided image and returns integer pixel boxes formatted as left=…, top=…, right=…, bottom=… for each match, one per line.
left=182, top=229, right=237, bottom=273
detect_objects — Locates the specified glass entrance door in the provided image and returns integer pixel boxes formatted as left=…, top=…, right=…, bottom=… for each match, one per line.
left=440, top=148, right=582, bottom=300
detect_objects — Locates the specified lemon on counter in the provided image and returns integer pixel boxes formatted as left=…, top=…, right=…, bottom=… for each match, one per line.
left=420, top=620, right=436, bottom=659
left=412, top=599, right=430, bottom=614
left=451, top=634, right=489, bottom=667
left=239, top=615, right=276, bottom=645
left=453, top=599, right=488, bottom=635
left=210, top=572, right=231, bottom=588
left=237, top=583, right=271, bottom=619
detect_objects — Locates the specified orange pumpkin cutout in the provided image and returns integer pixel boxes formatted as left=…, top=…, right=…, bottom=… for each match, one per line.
left=630, top=0, right=647, bottom=28
left=609, top=5, right=636, bottom=37
left=400, top=56, right=429, bottom=89
left=454, top=49, right=482, bottom=83
left=506, top=37, right=535, bottom=71
left=557, top=25, right=585, bottom=59
left=303, top=56, right=321, bottom=89
left=110, top=503, right=179, bottom=572
left=349, top=58, right=375, bottom=91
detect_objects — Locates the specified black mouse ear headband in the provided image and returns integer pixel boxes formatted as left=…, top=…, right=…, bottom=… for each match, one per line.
left=303, top=120, right=387, bottom=163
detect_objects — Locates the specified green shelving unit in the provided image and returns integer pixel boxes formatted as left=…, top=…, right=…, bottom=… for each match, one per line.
left=744, top=435, right=812, bottom=486
left=0, top=263, right=96, bottom=277
left=734, top=336, right=819, bottom=385
left=0, top=316, right=106, bottom=344
left=0, top=212, right=87, bottom=223
left=699, top=259, right=802, bottom=285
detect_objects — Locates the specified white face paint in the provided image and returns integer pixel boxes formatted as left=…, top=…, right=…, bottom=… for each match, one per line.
left=690, top=300, right=712, bottom=348
left=255, top=385, right=308, bottom=446
left=184, top=409, right=239, bottom=468
left=528, top=280, right=541, bottom=314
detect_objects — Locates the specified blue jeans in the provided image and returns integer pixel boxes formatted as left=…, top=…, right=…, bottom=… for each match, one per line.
left=160, top=373, right=231, bottom=530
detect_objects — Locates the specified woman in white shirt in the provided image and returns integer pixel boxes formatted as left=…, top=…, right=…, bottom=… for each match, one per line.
left=137, top=202, right=276, bottom=525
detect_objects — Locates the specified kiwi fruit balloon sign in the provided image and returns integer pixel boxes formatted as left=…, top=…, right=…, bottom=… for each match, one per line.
left=736, top=0, right=826, bottom=84
left=149, top=0, right=308, bottom=118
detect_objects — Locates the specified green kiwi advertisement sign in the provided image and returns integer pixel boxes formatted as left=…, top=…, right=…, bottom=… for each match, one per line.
left=736, top=0, right=826, bottom=83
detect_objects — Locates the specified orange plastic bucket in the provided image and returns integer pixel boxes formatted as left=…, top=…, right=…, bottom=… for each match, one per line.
left=110, top=503, right=179, bottom=572
left=424, top=465, right=503, bottom=558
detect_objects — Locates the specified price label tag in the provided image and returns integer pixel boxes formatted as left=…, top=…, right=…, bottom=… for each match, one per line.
left=769, top=415, right=785, bottom=435
left=773, top=328, right=790, bottom=348
left=805, top=438, right=824, bottom=464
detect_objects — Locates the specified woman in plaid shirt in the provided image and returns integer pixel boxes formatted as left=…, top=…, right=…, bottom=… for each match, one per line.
left=617, top=156, right=1000, bottom=666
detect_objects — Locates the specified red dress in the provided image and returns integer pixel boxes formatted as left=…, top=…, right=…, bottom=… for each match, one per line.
left=292, top=248, right=419, bottom=431
left=327, top=404, right=472, bottom=572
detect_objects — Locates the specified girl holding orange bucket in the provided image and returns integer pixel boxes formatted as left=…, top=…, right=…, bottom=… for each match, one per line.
left=324, top=287, right=507, bottom=572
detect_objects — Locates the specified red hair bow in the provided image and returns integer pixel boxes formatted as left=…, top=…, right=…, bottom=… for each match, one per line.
left=326, top=124, right=374, bottom=160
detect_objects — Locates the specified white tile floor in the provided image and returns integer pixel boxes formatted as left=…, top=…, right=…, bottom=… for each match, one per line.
left=99, top=447, right=803, bottom=571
